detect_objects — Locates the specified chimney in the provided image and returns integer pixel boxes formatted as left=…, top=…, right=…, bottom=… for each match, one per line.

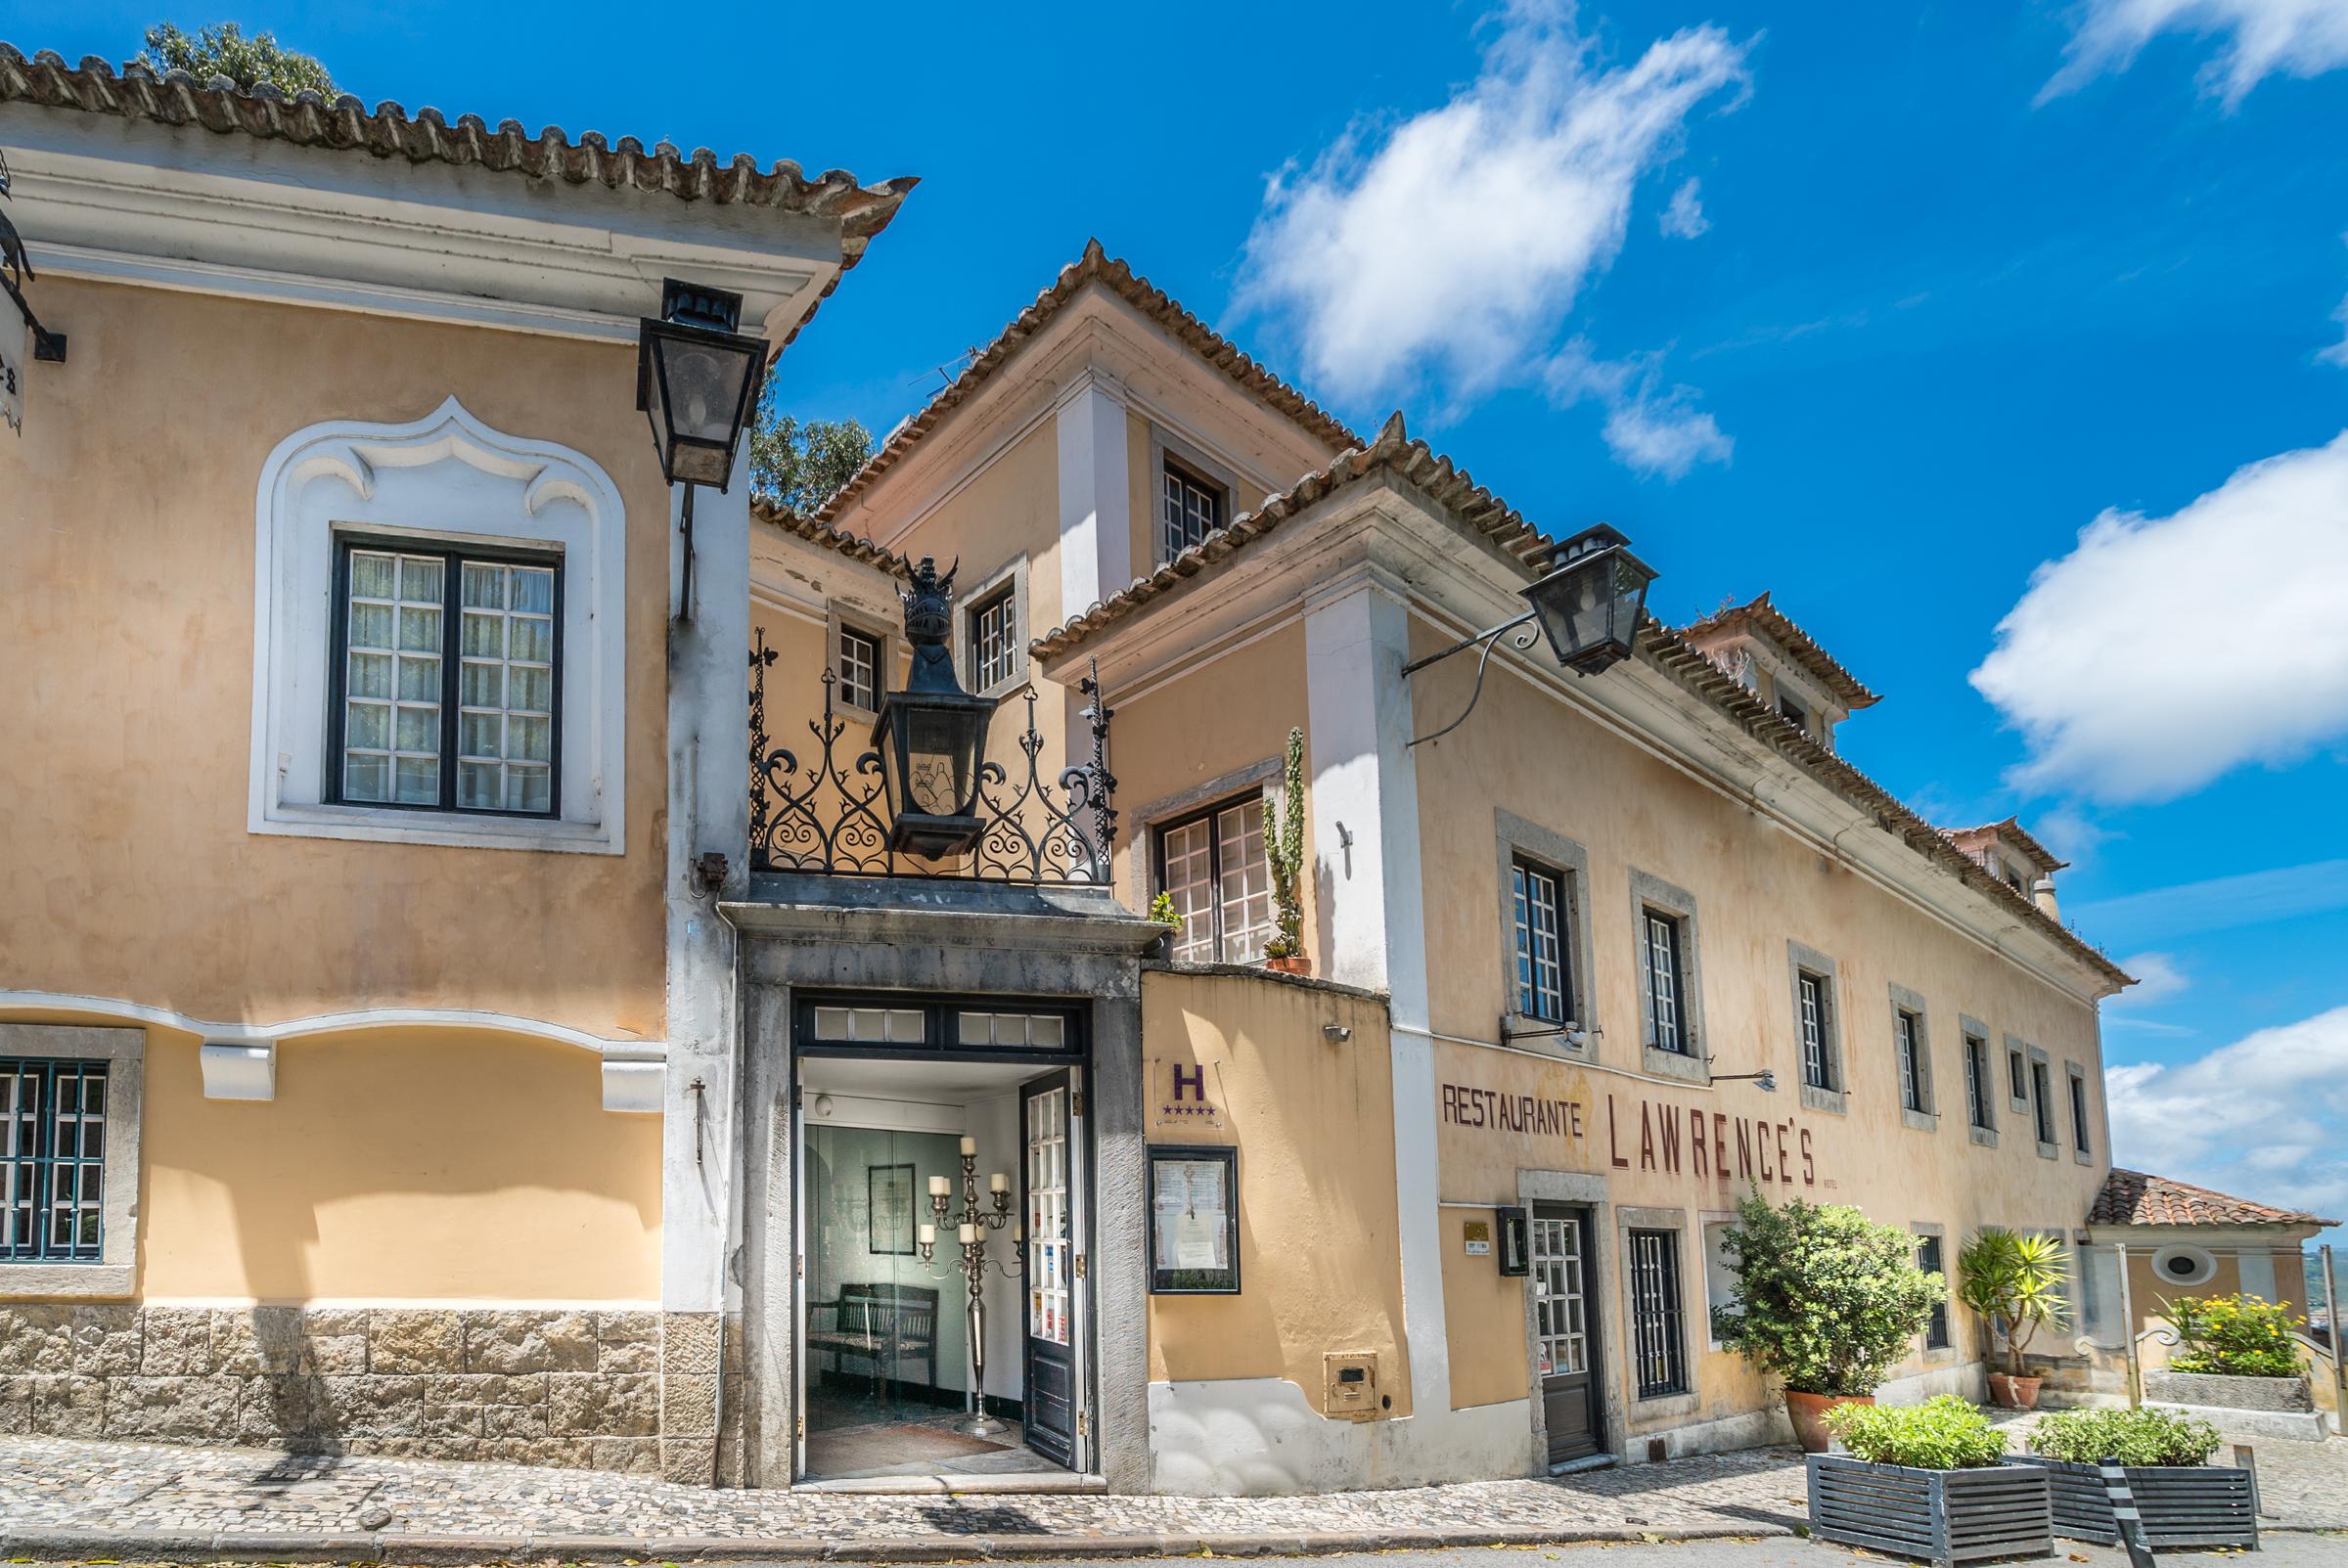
left=2031, top=876, right=2059, bottom=920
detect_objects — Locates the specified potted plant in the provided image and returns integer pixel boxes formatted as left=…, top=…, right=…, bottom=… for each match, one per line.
left=1149, top=891, right=1183, bottom=935
left=1261, top=726, right=1310, bottom=975
left=1955, top=1228, right=2069, bottom=1409
left=2144, top=1291, right=2321, bottom=1432
left=2015, top=1406, right=2253, bottom=1548
left=1715, top=1191, right=1944, bottom=1452
left=1809, top=1396, right=2050, bottom=1565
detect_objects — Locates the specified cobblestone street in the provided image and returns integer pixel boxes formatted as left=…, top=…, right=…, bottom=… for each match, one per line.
left=0, top=1422, right=2339, bottom=1561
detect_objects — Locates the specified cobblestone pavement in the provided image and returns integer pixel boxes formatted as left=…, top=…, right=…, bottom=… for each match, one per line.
left=0, top=1421, right=2338, bottom=1559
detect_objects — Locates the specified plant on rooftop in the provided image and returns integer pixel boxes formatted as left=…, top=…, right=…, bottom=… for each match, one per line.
left=2029, top=1407, right=2219, bottom=1468
left=135, top=22, right=336, bottom=97
left=2165, top=1292, right=2304, bottom=1377
left=1260, top=727, right=1307, bottom=966
left=1823, top=1395, right=2009, bottom=1470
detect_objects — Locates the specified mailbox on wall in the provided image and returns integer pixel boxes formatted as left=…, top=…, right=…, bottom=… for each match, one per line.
left=1496, top=1205, right=1530, bottom=1277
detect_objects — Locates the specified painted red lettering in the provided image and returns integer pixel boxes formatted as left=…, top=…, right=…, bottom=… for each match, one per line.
left=1800, top=1127, right=1816, bottom=1186
left=1736, top=1118, right=1753, bottom=1179
left=1607, top=1096, right=1631, bottom=1169
left=1776, top=1121, right=1792, bottom=1186
left=1639, top=1102, right=1657, bottom=1171
left=1689, top=1105, right=1708, bottom=1178
left=1713, top=1112, right=1729, bottom=1180
left=1658, top=1103, right=1682, bottom=1173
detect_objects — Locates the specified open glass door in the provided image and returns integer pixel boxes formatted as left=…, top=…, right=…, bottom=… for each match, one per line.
left=1020, top=1069, right=1080, bottom=1467
left=792, top=1086, right=811, bottom=1481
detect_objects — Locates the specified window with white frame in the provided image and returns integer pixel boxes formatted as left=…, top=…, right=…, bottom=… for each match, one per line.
left=1798, top=970, right=1836, bottom=1092
left=1644, top=911, right=1688, bottom=1054
left=1160, top=459, right=1223, bottom=560
left=335, top=542, right=560, bottom=816
left=836, top=623, right=881, bottom=712
left=1156, top=795, right=1274, bottom=963
left=970, top=585, right=1020, bottom=693
left=1513, top=859, right=1571, bottom=1023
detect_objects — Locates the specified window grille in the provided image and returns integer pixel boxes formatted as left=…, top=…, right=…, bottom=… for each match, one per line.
left=1644, top=913, right=1685, bottom=1053
left=1, top=1058, right=108, bottom=1263
left=837, top=625, right=880, bottom=712
left=1160, top=462, right=1222, bottom=559
left=1157, top=796, right=1273, bottom=963
left=1897, top=1009, right=1925, bottom=1113
left=1798, top=972, right=1834, bottom=1090
left=1628, top=1229, right=1688, bottom=1398
left=1918, top=1234, right=1951, bottom=1349
left=1513, top=861, right=1569, bottom=1023
left=970, top=588, right=1019, bottom=693
left=335, top=541, right=560, bottom=816
left=1964, top=1036, right=1993, bottom=1130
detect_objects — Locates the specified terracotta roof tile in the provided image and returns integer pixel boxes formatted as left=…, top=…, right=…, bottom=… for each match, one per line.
left=750, top=498, right=908, bottom=577
left=812, top=239, right=1362, bottom=529
left=2091, top=1168, right=2337, bottom=1229
left=1677, top=591, right=1880, bottom=709
left=1943, top=818, right=2069, bottom=874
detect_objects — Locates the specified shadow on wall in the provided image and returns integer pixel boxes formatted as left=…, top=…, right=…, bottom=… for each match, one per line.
left=138, top=1026, right=662, bottom=1304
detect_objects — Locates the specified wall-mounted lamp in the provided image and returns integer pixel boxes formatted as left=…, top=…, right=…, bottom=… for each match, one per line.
left=637, top=278, right=765, bottom=620
left=1322, top=1022, right=1353, bottom=1044
left=1498, top=1015, right=1592, bottom=1049
left=1402, top=524, right=1657, bottom=746
left=1710, top=1065, right=1779, bottom=1093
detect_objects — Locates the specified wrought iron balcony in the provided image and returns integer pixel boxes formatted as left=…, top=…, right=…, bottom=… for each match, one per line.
left=747, top=629, right=1118, bottom=886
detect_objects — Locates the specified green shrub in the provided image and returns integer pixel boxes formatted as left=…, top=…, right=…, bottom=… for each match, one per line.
left=2029, top=1407, right=2220, bottom=1467
left=1825, top=1396, right=2009, bottom=1469
left=1956, top=1228, right=2070, bottom=1375
left=2166, top=1293, right=2305, bottom=1377
left=1714, top=1191, right=1945, bottom=1396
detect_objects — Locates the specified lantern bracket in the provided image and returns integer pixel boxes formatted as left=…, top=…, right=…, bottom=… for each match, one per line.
left=1400, top=609, right=1539, bottom=748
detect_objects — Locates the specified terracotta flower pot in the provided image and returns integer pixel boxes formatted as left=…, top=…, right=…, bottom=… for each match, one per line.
left=1266, top=955, right=1312, bottom=976
left=1785, top=1389, right=1873, bottom=1453
left=1987, top=1372, right=2043, bottom=1410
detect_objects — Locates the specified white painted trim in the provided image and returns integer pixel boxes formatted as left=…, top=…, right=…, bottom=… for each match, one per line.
left=602, top=1057, right=664, bottom=1114
left=0, top=1024, right=144, bottom=1300
left=137, top=1295, right=665, bottom=1310
left=199, top=1041, right=275, bottom=1101
left=0, top=990, right=662, bottom=1057
left=1056, top=373, right=1132, bottom=618
left=247, top=397, right=628, bottom=855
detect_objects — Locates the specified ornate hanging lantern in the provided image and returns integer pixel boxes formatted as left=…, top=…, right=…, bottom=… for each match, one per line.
left=872, top=557, right=997, bottom=857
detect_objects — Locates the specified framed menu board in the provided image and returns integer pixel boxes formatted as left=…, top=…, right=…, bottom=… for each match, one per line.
left=1148, top=1145, right=1240, bottom=1294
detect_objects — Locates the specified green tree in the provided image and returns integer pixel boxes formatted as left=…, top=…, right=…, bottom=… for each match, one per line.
left=748, top=399, right=874, bottom=514
left=1715, top=1190, right=1945, bottom=1396
left=135, top=22, right=338, bottom=97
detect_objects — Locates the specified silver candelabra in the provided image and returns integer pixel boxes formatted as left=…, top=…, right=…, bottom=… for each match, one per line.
left=917, top=1137, right=1021, bottom=1438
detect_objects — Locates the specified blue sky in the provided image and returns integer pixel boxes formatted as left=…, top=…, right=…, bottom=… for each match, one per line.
left=12, top=1, right=2347, bottom=1241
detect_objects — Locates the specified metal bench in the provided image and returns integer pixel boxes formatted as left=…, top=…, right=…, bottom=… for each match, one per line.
left=805, top=1282, right=940, bottom=1399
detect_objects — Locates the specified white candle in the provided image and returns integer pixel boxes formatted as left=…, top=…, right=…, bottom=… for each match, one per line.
left=989, top=1172, right=1009, bottom=1192
left=918, top=1223, right=934, bottom=1245
left=960, top=1136, right=977, bottom=1156
left=959, top=1222, right=976, bottom=1244
left=1014, top=1221, right=1024, bottom=1242
left=928, top=1176, right=951, bottom=1197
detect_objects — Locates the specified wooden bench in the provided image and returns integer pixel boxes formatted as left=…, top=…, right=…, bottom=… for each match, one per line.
left=806, top=1282, right=940, bottom=1398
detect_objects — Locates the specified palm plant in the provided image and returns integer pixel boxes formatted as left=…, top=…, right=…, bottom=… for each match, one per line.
left=1956, top=1228, right=2070, bottom=1375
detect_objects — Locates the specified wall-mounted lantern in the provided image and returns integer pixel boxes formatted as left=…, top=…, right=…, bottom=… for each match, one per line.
left=1404, top=523, right=1658, bottom=745
left=636, top=277, right=765, bottom=617
left=1496, top=1205, right=1530, bottom=1277
left=873, top=557, right=997, bottom=857
left=1, top=149, right=69, bottom=438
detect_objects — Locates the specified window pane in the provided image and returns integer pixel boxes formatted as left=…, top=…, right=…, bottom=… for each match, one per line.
left=394, top=755, right=439, bottom=804
left=350, top=551, right=396, bottom=599
left=400, top=556, right=445, bottom=604
left=510, top=766, right=551, bottom=814
left=397, top=605, right=441, bottom=652
left=349, top=602, right=394, bottom=650
left=343, top=751, right=389, bottom=802
left=347, top=651, right=392, bottom=699
left=1216, top=799, right=1273, bottom=963
left=1161, top=819, right=1216, bottom=963
left=345, top=702, right=389, bottom=751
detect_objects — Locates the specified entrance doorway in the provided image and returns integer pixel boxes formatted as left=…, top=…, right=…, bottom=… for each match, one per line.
left=791, top=998, right=1091, bottom=1485
left=1531, top=1203, right=1603, bottom=1466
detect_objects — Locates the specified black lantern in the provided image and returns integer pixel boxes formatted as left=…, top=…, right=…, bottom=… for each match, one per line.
left=873, top=558, right=998, bottom=857
left=636, top=278, right=765, bottom=490
left=1522, top=523, right=1657, bottom=677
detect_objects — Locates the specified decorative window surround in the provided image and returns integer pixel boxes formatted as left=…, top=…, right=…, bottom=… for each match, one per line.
left=249, top=398, right=627, bottom=855
left=955, top=555, right=1031, bottom=701
left=1493, top=810, right=1597, bottom=1062
left=2005, top=1035, right=2032, bottom=1116
left=1127, top=755, right=1284, bottom=915
left=1628, top=870, right=1708, bottom=1085
left=1889, top=982, right=1936, bottom=1133
left=0, top=1024, right=142, bottom=1298
left=1786, top=941, right=1847, bottom=1115
left=1960, top=1013, right=1999, bottom=1149
left=2027, top=1043, right=2058, bottom=1160
left=1614, top=1204, right=1696, bottom=1416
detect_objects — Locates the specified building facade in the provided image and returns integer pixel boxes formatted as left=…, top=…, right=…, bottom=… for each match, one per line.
left=9, top=53, right=2275, bottom=1497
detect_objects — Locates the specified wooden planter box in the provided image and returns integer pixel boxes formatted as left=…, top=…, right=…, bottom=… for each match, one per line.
left=1807, top=1454, right=2053, bottom=1565
left=2009, top=1456, right=2257, bottom=1548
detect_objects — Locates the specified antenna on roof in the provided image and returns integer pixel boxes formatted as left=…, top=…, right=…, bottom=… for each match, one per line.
left=911, top=344, right=982, bottom=394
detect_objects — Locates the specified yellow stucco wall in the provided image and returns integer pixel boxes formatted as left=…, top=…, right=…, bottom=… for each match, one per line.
left=1439, top=1205, right=1532, bottom=1410
left=1126, top=409, right=1156, bottom=580
left=0, top=278, right=669, bottom=1041
left=1143, top=971, right=1411, bottom=1417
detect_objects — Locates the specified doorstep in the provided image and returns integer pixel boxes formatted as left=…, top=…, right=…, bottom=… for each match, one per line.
left=796, top=1471, right=1112, bottom=1495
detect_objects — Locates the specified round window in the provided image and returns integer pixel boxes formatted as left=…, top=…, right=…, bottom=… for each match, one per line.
left=2151, top=1245, right=2217, bottom=1287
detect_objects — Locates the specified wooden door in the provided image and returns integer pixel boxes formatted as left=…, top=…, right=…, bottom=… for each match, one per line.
left=1532, top=1204, right=1602, bottom=1465
left=1020, top=1070, right=1078, bottom=1466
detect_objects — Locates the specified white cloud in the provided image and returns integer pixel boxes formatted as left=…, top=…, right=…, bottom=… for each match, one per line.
left=2106, top=1007, right=2348, bottom=1230
left=2071, top=857, right=2348, bottom=945
left=1660, top=177, right=1710, bottom=238
left=1969, top=431, right=2348, bottom=803
left=2031, top=803, right=2116, bottom=867
left=1236, top=3, right=1749, bottom=408
left=2109, top=951, right=2189, bottom=1006
left=2040, top=0, right=2348, bottom=107
left=1544, top=338, right=1734, bottom=478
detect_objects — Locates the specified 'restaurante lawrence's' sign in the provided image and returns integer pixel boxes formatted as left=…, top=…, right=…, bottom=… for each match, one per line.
left=1439, top=1076, right=1823, bottom=1189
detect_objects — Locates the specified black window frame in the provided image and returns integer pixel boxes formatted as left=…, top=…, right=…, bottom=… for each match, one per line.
left=1627, top=1228, right=1689, bottom=1398
left=1, top=1056, right=109, bottom=1264
left=1512, top=856, right=1573, bottom=1024
left=967, top=582, right=1020, bottom=694
left=1778, top=693, right=1808, bottom=733
left=1918, top=1233, right=1951, bottom=1350
left=1159, top=456, right=1226, bottom=560
left=1152, top=792, right=1269, bottom=964
left=790, top=992, right=1088, bottom=1064
left=1643, top=909, right=1690, bottom=1055
left=1797, top=970, right=1837, bottom=1092
left=1146, top=1143, right=1241, bottom=1295
left=327, top=533, right=565, bottom=820
left=1964, top=1034, right=1994, bottom=1131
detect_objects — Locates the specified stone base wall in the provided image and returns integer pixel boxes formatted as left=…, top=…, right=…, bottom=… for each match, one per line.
left=0, top=1305, right=719, bottom=1483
